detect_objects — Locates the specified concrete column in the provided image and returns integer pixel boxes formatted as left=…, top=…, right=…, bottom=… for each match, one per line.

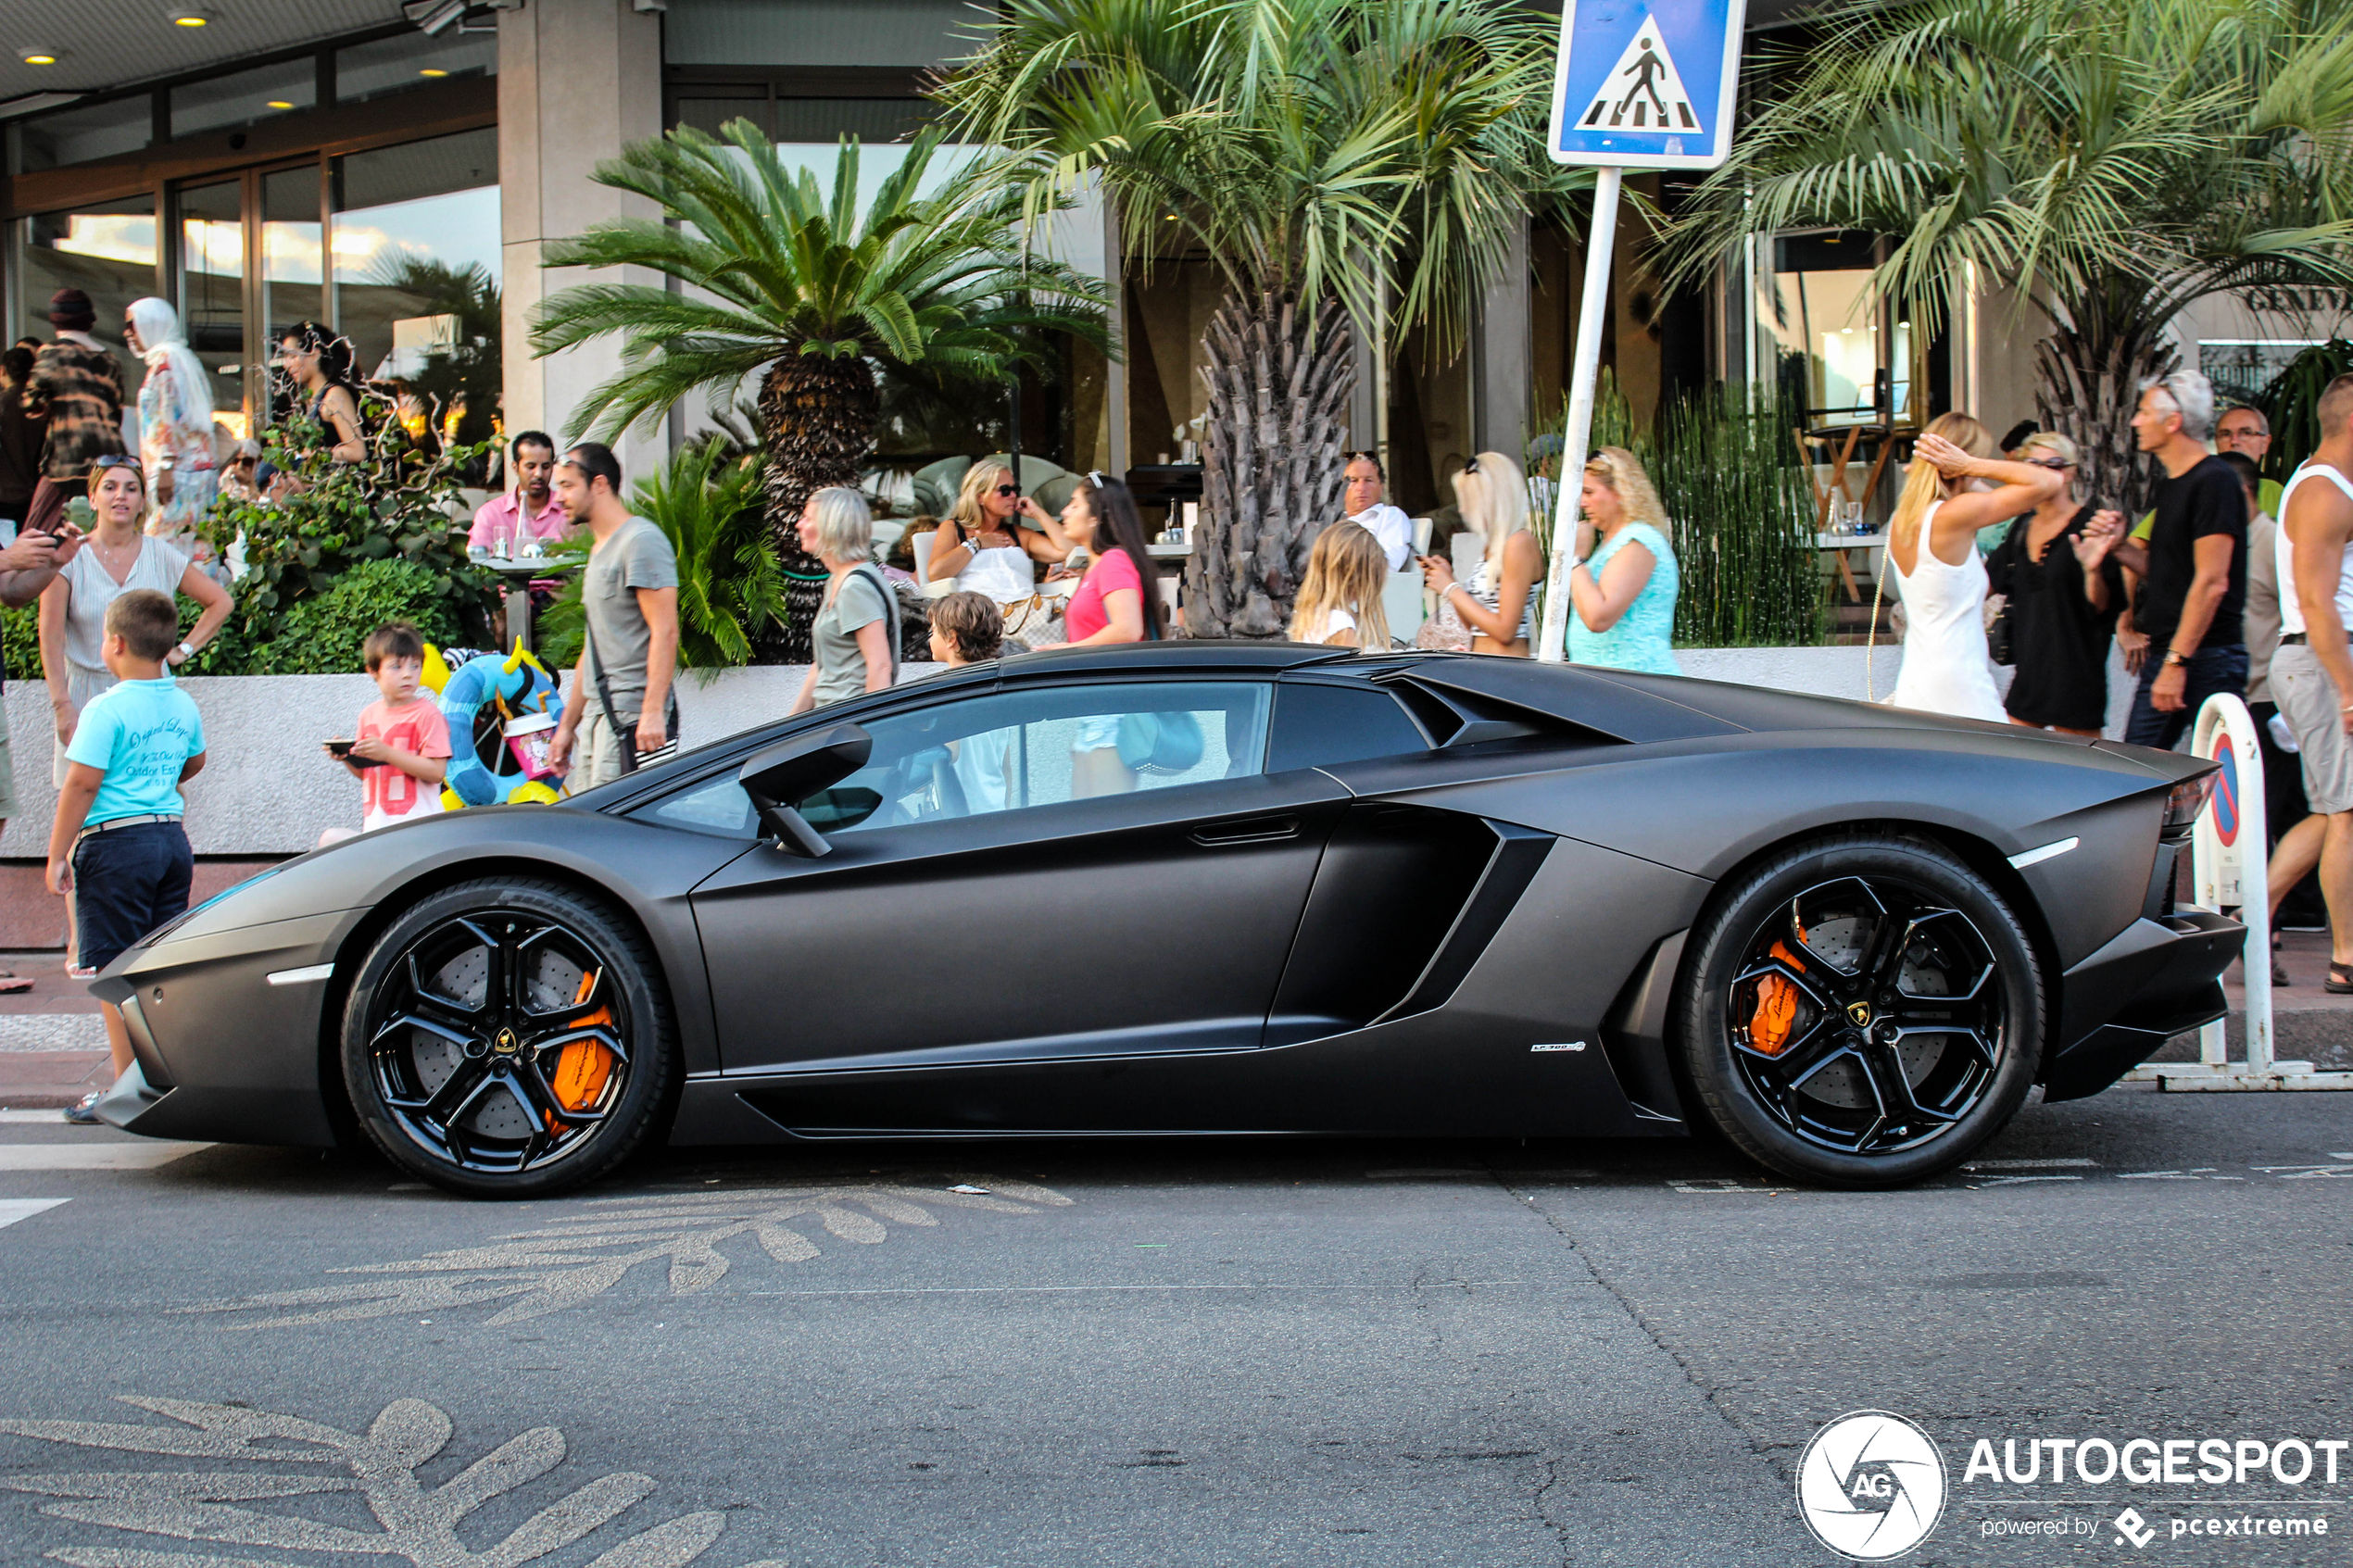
left=1471, top=218, right=1532, bottom=460
left=499, top=0, right=666, bottom=483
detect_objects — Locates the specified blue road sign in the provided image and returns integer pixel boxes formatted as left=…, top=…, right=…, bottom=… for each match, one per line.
left=1547, top=0, right=1747, bottom=169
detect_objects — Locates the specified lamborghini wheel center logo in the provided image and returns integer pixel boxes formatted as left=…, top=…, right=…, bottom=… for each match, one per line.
left=493, top=1029, right=519, bottom=1056
left=1798, top=1411, right=1947, bottom=1560
left=1847, top=1001, right=1874, bottom=1028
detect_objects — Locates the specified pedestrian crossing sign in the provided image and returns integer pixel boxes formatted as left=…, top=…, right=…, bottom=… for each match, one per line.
left=1547, top=0, right=1747, bottom=169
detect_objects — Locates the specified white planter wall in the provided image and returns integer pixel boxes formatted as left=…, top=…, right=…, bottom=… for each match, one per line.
left=2, top=644, right=2141, bottom=858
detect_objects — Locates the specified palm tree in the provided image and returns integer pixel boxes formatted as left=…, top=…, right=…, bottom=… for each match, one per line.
left=1661, top=0, right=2353, bottom=509
left=529, top=123, right=1110, bottom=651
left=936, top=0, right=1576, bottom=636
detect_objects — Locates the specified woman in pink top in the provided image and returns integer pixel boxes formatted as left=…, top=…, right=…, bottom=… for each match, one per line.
left=1038, top=473, right=1164, bottom=796
left=1049, top=473, right=1164, bottom=645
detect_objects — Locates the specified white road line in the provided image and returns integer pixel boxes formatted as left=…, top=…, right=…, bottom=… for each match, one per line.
left=1965, top=1158, right=2098, bottom=1170
left=745, top=1282, right=1533, bottom=1298
left=0, top=1110, right=75, bottom=1123
left=0, top=1198, right=69, bottom=1229
left=0, top=1143, right=211, bottom=1171
left=1969, top=1174, right=2084, bottom=1186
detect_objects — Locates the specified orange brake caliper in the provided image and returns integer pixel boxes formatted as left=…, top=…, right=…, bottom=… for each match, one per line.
left=546, top=969, right=617, bottom=1128
left=1749, top=940, right=1806, bottom=1057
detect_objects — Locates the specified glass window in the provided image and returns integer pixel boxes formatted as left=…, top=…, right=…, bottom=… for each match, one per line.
left=1267, top=683, right=1430, bottom=772
left=176, top=180, right=245, bottom=422
left=18, top=198, right=155, bottom=396
left=646, top=681, right=1273, bottom=840
left=1763, top=232, right=1912, bottom=428
left=336, top=28, right=497, bottom=105
left=332, top=129, right=500, bottom=436
left=673, top=90, right=769, bottom=139
left=170, top=56, right=318, bottom=140
left=803, top=681, right=1271, bottom=834
left=665, top=0, right=973, bottom=67
left=18, top=96, right=151, bottom=171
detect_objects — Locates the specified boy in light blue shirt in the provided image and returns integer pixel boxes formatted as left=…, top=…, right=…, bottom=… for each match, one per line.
left=44, top=587, right=206, bottom=1123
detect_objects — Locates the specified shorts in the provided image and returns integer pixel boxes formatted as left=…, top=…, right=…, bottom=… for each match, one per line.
left=1074, top=713, right=1122, bottom=752
left=2273, top=643, right=2353, bottom=813
left=70, top=820, right=194, bottom=973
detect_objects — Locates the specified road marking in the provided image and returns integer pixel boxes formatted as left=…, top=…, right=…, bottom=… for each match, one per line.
left=744, top=1282, right=1533, bottom=1298
left=0, top=1198, right=69, bottom=1229
left=0, top=1110, right=79, bottom=1123
left=1968, top=1174, right=2084, bottom=1186
left=0, top=1143, right=210, bottom=1171
left=1969, top=1157, right=2099, bottom=1169
left=1668, top=1178, right=1780, bottom=1194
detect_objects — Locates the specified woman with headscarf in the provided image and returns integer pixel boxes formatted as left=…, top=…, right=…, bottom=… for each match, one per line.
left=123, top=298, right=223, bottom=583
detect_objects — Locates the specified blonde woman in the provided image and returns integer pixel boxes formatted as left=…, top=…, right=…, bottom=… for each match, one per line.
left=1419, top=450, right=1540, bottom=656
left=1885, top=412, right=2063, bottom=721
left=1983, top=431, right=2127, bottom=735
left=789, top=487, right=897, bottom=713
left=1565, top=446, right=1680, bottom=673
left=1289, top=521, right=1391, bottom=647
left=925, top=460, right=1073, bottom=600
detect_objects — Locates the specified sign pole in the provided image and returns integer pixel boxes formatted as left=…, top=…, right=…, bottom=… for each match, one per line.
left=1536, top=165, right=1623, bottom=666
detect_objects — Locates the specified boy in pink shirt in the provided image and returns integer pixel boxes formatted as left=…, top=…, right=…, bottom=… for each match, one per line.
left=322, top=622, right=452, bottom=841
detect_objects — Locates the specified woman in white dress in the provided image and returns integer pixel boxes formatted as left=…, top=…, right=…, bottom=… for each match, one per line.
left=925, top=459, right=1074, bottom=602
left=1885, top=413, right=2062, bottom=721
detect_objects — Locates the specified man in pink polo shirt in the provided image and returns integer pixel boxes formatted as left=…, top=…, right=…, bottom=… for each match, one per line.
left=469, top=431, right=569, bottom=550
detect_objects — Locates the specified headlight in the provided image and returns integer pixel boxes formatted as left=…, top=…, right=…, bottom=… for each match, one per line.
left=2163, top=772, right=2219, bottom=837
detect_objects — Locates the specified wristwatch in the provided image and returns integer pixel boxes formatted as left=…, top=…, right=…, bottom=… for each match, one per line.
left=2163, top=650, right=2190, bottom=668
left=173, top=641, right=195, bottom=663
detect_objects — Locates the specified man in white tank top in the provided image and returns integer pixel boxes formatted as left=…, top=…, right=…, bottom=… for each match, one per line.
left=2267, top=371, right=2353, bottom=989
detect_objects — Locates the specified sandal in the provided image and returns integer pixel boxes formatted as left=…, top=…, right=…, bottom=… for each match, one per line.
left=2273, top=960, right=2291, bottom=987
left=2329, top=962, right=2353, bottom=996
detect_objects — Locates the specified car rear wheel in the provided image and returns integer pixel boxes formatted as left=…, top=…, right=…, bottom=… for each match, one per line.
left=341, top=878, right=676, bottom=1198
left=1673, top=833, right=2043, bottom=1187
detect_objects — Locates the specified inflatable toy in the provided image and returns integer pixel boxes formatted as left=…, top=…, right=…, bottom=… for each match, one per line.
left=427, top=642, right=565, bottom=808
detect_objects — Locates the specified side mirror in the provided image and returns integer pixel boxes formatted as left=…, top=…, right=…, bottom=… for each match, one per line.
left=737, top=721, right=872, bottom=857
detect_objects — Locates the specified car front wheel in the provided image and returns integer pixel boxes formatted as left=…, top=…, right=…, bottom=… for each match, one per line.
left=1673, top=833, right=2043, bottom=1187
left=341, top=878, right=677, bottom=1198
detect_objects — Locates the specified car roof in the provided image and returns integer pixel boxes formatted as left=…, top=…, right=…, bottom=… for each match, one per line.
left=997, top=641, right=1359, bottom=676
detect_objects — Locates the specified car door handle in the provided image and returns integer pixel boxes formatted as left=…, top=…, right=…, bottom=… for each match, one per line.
left=1190, top=815, right=1301, bottom=847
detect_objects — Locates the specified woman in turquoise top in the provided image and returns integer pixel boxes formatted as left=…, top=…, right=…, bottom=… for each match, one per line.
left=1565, top=445, right=1681, bottom=674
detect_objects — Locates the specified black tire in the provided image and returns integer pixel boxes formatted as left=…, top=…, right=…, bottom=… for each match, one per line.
left=1673, top=833, right=2042, bottom=1188
left=341, top=878, right=677, bottom=1198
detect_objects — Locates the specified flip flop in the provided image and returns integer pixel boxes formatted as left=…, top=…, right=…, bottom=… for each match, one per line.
left=0, top=977, right=31, bottom=994
left=2329, top=962, right=2353, bottom=996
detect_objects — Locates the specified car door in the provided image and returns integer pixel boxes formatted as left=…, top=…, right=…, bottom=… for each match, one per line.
left=685, top=675, right=1350, bottom=1085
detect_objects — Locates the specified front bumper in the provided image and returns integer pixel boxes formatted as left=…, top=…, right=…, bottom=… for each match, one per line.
left=2044, top=907, right=2243, bottom=1102
left=88, top=910, right=354, bottom=1147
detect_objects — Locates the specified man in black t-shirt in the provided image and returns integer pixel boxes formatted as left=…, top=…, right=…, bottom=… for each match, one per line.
left=2105, top=370, right=2249, bottom=749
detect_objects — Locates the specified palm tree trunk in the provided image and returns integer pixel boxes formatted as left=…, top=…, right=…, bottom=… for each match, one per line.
left=2033, top=291, right=2178, bottom=518
left=757, top=353, right=878, bottom=661
left=1184, top=291, right=1358, bottom=638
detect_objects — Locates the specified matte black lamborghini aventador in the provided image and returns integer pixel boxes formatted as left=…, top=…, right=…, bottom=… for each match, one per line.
left=88, top=644, right=2239, bottom=1196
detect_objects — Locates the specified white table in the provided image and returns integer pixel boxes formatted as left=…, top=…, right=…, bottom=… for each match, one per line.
left=1816, top=532, right=1884, bottom=604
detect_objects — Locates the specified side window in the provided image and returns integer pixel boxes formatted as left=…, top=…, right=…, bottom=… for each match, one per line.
left=1268, top=681, right=1432, bottom=771
left=803, top=680, right=1272, bottom=835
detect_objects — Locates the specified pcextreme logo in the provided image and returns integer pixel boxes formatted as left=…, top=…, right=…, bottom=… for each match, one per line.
left=1797, top=1411, right=1950, bottom=1561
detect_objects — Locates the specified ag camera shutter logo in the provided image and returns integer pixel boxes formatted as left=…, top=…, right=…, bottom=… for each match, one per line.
left=1797, top=1411, right=1948, bottom=1560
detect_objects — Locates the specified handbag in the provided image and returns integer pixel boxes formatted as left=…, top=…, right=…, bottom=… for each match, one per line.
left=1416, top=590, right=1473, bottom=652
left=1115, top=709, right=1205, bottom=774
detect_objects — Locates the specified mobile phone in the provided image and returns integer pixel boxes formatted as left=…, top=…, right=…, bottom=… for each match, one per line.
left=323, top=738, right=380, bottom=767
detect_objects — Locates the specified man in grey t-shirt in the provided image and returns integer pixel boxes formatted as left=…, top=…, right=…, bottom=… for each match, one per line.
left=546, top=443, right=679, bottom=791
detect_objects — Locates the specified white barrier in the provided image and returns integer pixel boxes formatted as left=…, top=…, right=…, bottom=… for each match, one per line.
left=2133, top=692, right=2353, bottom=1091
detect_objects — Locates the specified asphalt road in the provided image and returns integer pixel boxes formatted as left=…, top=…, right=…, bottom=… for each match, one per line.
left=0, top=1084, right=2347, bottom=1568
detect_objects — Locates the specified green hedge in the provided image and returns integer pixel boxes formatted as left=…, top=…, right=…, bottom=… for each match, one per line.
left=0, top=558, right=460, bottom=683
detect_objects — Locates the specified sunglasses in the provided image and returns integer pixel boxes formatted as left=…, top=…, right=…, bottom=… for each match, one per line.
left=994, top=483, right=1020, bottom=498
left=2024, top=457, right=2073, bottom=470
left=93, top=454, right=140, bottom=470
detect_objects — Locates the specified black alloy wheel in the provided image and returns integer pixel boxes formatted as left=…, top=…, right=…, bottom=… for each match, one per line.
left=342, top=878, right=676, bottom=1198
left=1674, top=833, right=2043, bottom=1187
